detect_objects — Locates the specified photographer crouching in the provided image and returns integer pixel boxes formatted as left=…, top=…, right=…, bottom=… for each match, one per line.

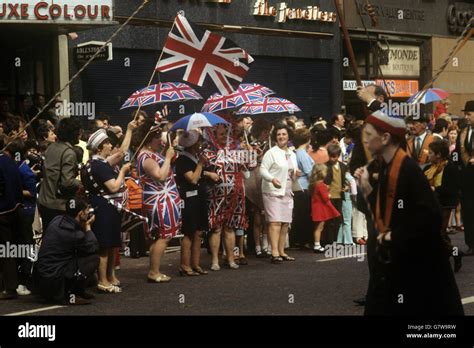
left=33, top=193, right=99, bottom=305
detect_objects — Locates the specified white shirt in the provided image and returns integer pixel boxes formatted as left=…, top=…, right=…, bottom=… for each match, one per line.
left=260, top=146, right=297, bottom=196
left=415, top=131, right=428, bottom=152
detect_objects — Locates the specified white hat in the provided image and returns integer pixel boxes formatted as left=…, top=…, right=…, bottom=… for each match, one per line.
left=179, top=130, right=200, bottom=148
left=366, top=110, right=406, bottom=138
left=87, top=129, right=109, bottom=151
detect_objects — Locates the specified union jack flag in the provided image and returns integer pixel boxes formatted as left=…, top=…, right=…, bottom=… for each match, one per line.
left=156, top=14, right=254, bottom=95
left=201, top=93, right=238, bottom=113
left=237, top=97, right=301, bottom=115
left=120, top=82, right=202, bottom=109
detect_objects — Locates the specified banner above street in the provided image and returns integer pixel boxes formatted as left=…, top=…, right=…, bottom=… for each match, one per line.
left=0, top=0, right=114, bottom=24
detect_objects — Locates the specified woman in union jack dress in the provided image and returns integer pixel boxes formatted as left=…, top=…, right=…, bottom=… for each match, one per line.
left=134, top=120, right=182, bottom=283
left=204, top=119, right=255, bottom=271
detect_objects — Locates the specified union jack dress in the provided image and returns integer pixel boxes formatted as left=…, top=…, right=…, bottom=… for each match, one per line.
left=204, top=121, right=254, bottom=230
left=137, top=151, right=182, bottom=240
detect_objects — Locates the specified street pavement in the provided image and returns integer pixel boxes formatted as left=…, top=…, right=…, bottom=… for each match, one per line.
left=1, top=232, right=473, bottom=316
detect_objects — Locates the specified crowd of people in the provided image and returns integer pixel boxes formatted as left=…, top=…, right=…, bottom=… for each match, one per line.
left=0, top=89, right=472, bottom=315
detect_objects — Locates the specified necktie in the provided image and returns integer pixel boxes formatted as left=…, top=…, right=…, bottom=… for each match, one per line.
left=415, top=137, right=422, bottom=158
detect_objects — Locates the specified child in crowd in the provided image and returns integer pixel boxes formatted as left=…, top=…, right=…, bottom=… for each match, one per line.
left=309, top=163, right=340, bottom=253
left=336, top=172, right=357, bottom=245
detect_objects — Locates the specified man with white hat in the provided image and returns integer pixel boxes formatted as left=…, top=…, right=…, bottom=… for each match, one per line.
left=354, top=110, right=463, bottom=316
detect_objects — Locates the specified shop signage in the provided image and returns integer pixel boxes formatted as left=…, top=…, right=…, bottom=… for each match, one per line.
left=447, top=4, right=473, bottom=34
left=0, top=0, right=113, bottom=24
left=74, top=41, right=113, bottom=64
left=375, top=79, right=419, bottom=98
left=252, top=0, right=337, bottom=23
left=343, top=80, right=375, bottom=91
left=355, top=2, right=425, bottom=21
left=379, top=44, right=420, bottom=78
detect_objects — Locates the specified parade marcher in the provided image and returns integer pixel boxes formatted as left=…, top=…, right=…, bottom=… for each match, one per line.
left=355, top=110, right=464, bottom=316
left=37, top=118, right=82, bottom=229
left=34, top=193, right=99, bottom=305
left=405, top=115, right=434, bottom=169
left=260, top=124, right=299, bottom=263
left=135, top=120, right=182, bottom=282
left=454, top=100, right=474, bottom=255
left=175, top=130, right=219, bottom=276
left=309, top=164, right=340, bottom=253
left=356, top=84, right=388, bottom=113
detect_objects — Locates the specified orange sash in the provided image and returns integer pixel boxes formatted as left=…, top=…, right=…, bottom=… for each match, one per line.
left=407, top=134, right=433, bottom=165
left=375, top=148, right=407, bottom=234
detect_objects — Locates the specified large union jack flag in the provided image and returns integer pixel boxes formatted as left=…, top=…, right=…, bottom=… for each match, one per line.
left=237, top=97, right=301, bottom=115
left=156, top=14, right=254, bottom=95
left=121, top=82, right=202, bottom=109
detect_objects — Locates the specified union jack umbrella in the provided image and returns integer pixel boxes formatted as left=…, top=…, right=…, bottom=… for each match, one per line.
left=120, top=82, right=202, bottom=109
left=237, top=97, right=301, bottom=115
left=156, top=13, right=254, bottom=95
left=201, top=83, right=275, bottom=112
left=407, top=88, right=449, bottom=104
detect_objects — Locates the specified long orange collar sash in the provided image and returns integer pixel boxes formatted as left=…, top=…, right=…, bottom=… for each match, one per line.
left=375, top=148, right=407, bottom=234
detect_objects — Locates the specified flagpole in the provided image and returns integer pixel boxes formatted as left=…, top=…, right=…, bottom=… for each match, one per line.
left=130, top=14, right=181, bottom=161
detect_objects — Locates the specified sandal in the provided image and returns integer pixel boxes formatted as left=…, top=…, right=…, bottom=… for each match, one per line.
left=147, top=274, right=171, bottom=283
left=179, top=267, right=200, bottom=277
left=97, top=284, right=122, bottom=294
left=192, top=267, right=208, bottom=275
left=281, top=255, right=295, bottom=261
left=271, top=256, right=283, bottom=264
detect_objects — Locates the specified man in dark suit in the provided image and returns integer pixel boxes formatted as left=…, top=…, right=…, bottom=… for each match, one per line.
left=357, top=84, right=388, bottom=113
left=329, top=113, right=346, bottom=141
left=453, top=100, right=474, bottom=255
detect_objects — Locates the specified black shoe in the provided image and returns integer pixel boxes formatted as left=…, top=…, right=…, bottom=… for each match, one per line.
left=78, top=291, right=96, bottom=300
left=0, top=290, right=18, bottom=300
left=353, top=297, right=366, bottom=306
left=454, top=254, right=463, bottom=273
left=270, top=256, right=283, bottom=264
left=68, top=296, right=92, bottom=305
left=464, top=248, right=474, bottom=256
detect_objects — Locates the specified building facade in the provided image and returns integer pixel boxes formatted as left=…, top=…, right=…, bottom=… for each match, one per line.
left=69, top=0, right=342, bottom=125
left=342, top=0, right=474, bottom=118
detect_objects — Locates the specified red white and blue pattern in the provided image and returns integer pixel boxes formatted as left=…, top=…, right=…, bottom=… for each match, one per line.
left=201, top=83, right=275, bottom=112
left=137, top=151, right=182, bottom=239
left=156, top=14, right=254, bottom=95
left=237, top=97, right=301, bottom=115
left=169, top=112, right=229, bottom=132
left=407, top=88, right=449, bottom=105
left=121, top=82, right=202, bottom=109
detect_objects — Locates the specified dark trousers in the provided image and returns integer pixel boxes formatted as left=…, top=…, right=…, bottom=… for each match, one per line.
left=291, top=190, right=313, bottom=247
left=0, top=211, right=20, bottom=292
left=38, top=204, right=64, bottom=232
left=129, top=209, right=148, bottom=258
left=322, top=198, right=343, bottom=246
left=15, top=212, right=34, bottom=287
left=34, top=253, right=99, bottom=303
left=460, top=168, right=474, bottom=249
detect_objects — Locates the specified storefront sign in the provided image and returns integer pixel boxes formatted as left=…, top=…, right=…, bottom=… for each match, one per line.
left=343, top=80, right=375, bottom=91
left=379, top=44, right=420, bottom=78
left=252, top=0, right=337, bottom=23
left=375, top=79, right=419, bottom=98
left=74, top=41, right=113, bottom=64
left=355, top=2, right=425, bottom=21
left=447, top=4, right=473, bottom=34
left=0, top=0, right=113, bottom=24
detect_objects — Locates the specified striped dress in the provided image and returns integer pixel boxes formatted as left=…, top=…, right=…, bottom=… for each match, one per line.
left=137, top=151, right=182, bottom=240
